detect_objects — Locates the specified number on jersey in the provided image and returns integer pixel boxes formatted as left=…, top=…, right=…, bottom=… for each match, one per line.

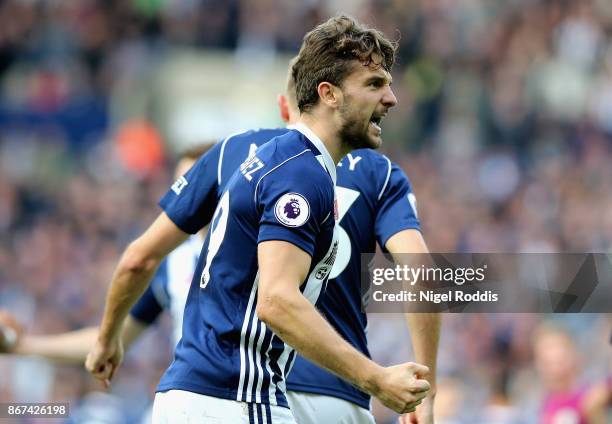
left=201, top=191, right=230, bottom=288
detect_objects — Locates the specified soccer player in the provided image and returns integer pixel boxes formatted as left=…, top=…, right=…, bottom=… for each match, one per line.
left=86, top=15, right=430, bottom=423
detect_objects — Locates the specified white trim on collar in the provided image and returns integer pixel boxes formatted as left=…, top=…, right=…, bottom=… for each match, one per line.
left=292, top=122, right=337, bottom=184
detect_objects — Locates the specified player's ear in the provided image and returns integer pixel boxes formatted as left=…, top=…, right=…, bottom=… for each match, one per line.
left=317, top=82, right=341, bottom=108
left=277, top=94, right=291, bottom=123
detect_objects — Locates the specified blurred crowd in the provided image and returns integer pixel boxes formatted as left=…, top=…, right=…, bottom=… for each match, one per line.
left=0, top=0, right=611, bottom=423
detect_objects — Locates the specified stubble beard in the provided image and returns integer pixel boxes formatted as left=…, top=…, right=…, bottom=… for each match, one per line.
left=337, top=101, right=379, bottom=151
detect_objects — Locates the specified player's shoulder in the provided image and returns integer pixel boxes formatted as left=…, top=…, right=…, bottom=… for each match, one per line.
left=338, top=148, right=414, bottom=199
left=349, top=148, right=391, bottom=167
left=254, top=131, right=334, bottom=195
left=218, top=127, right=293, bottom=185
left=223, top=127, right=290, bottom=149
left=339, top=148, right=392, bottom=185
left=257, top=130, right=322, bottom=170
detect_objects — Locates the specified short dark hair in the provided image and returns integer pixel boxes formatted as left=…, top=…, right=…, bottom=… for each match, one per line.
left=292, top=15, right=397, bottom=113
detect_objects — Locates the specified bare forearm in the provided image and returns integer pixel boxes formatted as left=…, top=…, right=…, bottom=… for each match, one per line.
left=405, top=313, right=440, bottom=392
left=98, top=260, right=158, bottom=342
left=97, top=213, right=188, bottom=343
left=259, top=291, right=381, bottom=395
left=14, top=327, right=99, bottom=364
left=13, top=316, right=146, bottom=365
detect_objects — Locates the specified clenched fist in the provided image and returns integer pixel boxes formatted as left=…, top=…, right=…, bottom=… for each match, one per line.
left=85, top=336, right=124, bottom=388
left=371, top=362, right=431, bottom=414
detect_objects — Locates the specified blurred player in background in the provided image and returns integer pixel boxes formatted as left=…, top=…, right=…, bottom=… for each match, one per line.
left=86, top=15, right=431, bottom=423
left=534, top=322, right=611, bottom=424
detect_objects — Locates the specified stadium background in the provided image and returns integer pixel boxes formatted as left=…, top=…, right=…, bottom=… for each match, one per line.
left=0, top=0, right=610, bottom=422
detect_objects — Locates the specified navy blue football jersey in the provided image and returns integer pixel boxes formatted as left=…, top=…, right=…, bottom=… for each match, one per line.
left=156, top=124, right=338, bottom=408
left=150, top=125, right=420, bottom=410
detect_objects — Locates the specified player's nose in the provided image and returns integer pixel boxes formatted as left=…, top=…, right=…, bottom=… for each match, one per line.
left=382, top=86, right=397, bottom=108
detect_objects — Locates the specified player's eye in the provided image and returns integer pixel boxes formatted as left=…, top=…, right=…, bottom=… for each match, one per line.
left=368, top=78, right=389, bottom=89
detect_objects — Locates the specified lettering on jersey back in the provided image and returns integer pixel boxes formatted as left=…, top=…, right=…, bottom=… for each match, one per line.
left=240, top=155, right=264, bottom=181
left=247, top=143, right=258, bottom=159
left=341, top=153, right=362, bottom=171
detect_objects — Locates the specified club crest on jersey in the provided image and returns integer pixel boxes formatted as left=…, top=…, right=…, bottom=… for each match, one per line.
left=274, top=193, right=310, bottom=227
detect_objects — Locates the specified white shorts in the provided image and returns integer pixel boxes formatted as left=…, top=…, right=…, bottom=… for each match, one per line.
left=152, top=390, right=296, bottom=424
left=286, top=391, right=375, bottom=424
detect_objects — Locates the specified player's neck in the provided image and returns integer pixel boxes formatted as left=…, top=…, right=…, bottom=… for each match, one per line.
left=298, top=115, right=348, bottom=164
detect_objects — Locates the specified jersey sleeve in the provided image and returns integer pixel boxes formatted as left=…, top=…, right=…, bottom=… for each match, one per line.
left=256, top=161, right=333, bottom=257
left=129, top=260, right=170, bottom=325
left=375, top=160, right=421, bottom=248
left=158, top=142, right=222, bottom=234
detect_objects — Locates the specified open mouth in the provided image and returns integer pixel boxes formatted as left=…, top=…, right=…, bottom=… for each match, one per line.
left=369, top=113, right=385, bottom=133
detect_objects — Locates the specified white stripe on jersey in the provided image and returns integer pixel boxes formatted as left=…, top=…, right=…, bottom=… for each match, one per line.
left=302, top=228, right=338, bottom=303
left=293, top=123, right=337, bottom=184
left=253, top=149, right=311, bottom=204
left=321, top=211, right=332, bottom=225
left=237, top=272, right=259, bottom=400
left=261, top=402, right=268, bottom=423
left=264, top=335, right=278, bottom=406
left=254, top=322, right=267, bottom=403
left=377, top=155, right=392, bottom=201
left=245, top=295, right=261, bottom=402
left=218, top=130, right=249, bottom=185
left=275, top=344, right=292, bottom=394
